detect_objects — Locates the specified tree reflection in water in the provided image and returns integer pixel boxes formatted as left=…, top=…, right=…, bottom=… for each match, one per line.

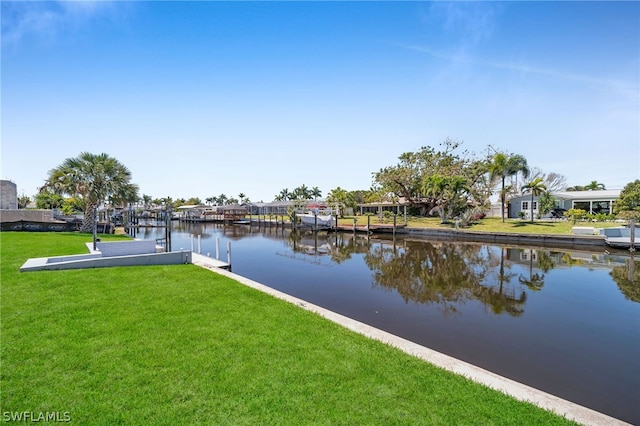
left=363, top=239, right=530, bottom=317
left=610, top=254, right=640, bottom=302
left=280, top=230, right=637, bottom=313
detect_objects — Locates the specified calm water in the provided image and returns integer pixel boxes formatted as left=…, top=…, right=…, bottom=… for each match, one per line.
left=135, top=222, right=640, bottom=424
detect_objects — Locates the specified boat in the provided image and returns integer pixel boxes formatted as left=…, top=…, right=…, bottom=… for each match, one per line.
left=600, top=226, right=640, bottom=249
left=297, top=212, right=335, bottom=229
left=294, top=203, right=337, bottom=230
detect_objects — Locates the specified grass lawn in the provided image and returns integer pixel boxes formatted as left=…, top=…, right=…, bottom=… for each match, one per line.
left=251, top=213, right=621, bottom=235
left=336, top=215, right=620, bottom=235
left=1, top=232, right=577, bottom=425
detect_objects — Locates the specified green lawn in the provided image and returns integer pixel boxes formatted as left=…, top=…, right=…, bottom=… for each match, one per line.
left=337, top=215, right=620, bottom=235
left=1, top=232, right=577, bottom=425
left=252, top=213, right=621, bottom=235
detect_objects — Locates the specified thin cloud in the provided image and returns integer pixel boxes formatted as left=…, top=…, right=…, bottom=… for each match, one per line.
left=1, top=1, right=119, bottom=48
left=423, top=2, right=501, bottom=46
left=406, top=44, right=639, bottom=95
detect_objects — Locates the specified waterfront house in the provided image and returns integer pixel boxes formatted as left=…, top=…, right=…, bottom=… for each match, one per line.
left=508, top=189, right=621, bottom=219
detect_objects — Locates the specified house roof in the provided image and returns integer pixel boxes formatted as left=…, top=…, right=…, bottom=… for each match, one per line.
left=176, top=204, right=207, bottom=210
left=552, top=190, right=620, bottom=200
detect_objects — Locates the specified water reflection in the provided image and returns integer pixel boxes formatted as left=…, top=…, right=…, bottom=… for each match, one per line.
left=610, top=254, right=640, bottom=302
left=277, top=231, right=638, bottom=316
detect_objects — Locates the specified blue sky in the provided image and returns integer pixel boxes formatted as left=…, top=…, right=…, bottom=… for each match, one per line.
left=2, top=1, right=639, bottom=203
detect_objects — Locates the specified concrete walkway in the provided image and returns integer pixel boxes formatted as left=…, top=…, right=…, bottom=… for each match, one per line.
left=192, top=258, right=629, bottom=426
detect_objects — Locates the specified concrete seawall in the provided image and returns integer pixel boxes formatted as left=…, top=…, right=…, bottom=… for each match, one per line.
left=397, top=227, right=607, bottom=250
left=333, top=224, right=608, bottom=250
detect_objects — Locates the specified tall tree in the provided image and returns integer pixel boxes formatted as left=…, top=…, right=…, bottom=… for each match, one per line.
left=327, top=187, right=349, bottom=217
left=311, top=186, right=322, bottom=201
left=373, top=139, right=485, bottom=216
left=275, top=188, right=291, bottom=201
left=527, top=168, right=567, bottom=193
left=489, top=152, right=530, bottom=222
left=292, top=184, right=311, bottom=200
left=41, top=152, right=138, bottom=233
left=422, top=175, right=470, bottom=223
left=142, top=194, right=152, bottom=209
left=614, top=180, right=640, bottom=220
left=521, top=177, right=547, bottom=223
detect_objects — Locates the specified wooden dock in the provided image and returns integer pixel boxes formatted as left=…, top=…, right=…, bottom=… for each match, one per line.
left=335, top=224, right=407, bottom=233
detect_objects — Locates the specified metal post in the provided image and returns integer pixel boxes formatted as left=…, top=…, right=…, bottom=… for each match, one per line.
left=393, top=213, right=397, bottom=237
left=227, top=241, right=232, bottom=266
left=190, top=234, right=194, bottom=252
left=630, top=219, right=636, bottom=253
left=198, top=235, right=201, bottom=254
left=167, top=209, right=172, bottom=252
left=216, top=237, right=220, bottom=260
left=93, top=205, right=98, bottom=250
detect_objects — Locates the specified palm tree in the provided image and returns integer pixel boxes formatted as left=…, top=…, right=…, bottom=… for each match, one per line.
left=327, top=187, right=348, bottom=217
left=521, top=177, right=547, bottom=223
left=311, top=186, right=322, bottom=201
left=584, top=181, right=606, bottom=191
left=489, top=152, right=530, bottom=222
left=277, top=188, right=291, bottom=201
left=42, top=152, right=138, bottom=233
left=110, top=184, right=139, bottom=209
left=142, top=194, right=152, bottom=209
left=293, top=184, right=311, bottom=200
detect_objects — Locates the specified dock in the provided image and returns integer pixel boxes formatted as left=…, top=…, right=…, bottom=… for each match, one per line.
left=335, top=224, right=407, bottom=233
left=191, top=252, right=231, bottom=270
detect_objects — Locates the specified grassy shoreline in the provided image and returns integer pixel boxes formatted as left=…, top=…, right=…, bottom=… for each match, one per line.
left=1, top=232, right=577, bottom=424
left=249, top=214, right=622, bottom=235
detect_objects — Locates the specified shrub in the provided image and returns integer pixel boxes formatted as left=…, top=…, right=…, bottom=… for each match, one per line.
left=564, top=208, right=587, bottom=224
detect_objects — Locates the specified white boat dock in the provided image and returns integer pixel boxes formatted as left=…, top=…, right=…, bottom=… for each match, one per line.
left=191, top=252, right=231, bottom=270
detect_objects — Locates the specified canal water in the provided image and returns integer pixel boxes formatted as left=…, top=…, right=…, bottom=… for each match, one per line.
left=134, top=222, right=640, bottom=424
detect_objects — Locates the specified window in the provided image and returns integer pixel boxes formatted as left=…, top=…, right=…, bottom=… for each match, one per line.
left=521, top=250, right=538, bottom=261
left=592, top=201, right=610, bottom=214
left=521, top=201, right=537, bottom=211
left=573, top=201, right=590, bottom=211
